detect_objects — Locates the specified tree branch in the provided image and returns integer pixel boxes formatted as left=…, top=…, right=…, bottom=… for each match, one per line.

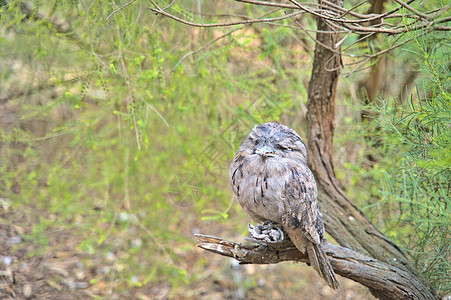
left=147, top=7, right=305, bottom=28
left=195, top=233, right=437, bottom=299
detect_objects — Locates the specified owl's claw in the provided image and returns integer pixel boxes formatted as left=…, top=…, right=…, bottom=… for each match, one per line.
left=248, top=222, right=285, bottom=243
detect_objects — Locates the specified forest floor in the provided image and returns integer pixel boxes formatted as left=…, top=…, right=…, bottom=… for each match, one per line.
left=0, top=205, right=375, bottom=300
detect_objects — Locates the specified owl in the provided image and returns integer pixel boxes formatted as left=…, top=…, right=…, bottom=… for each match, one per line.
left=230, top=122, right=339, bottom=289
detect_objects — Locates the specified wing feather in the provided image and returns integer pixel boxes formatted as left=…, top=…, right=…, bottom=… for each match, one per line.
left=283, top=167, right=322, bottom=245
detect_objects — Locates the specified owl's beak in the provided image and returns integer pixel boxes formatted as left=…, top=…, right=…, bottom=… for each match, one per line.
left=255, top=145, right=276, bottom=157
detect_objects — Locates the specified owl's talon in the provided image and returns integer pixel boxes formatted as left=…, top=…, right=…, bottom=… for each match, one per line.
left=248, top=222, right=284, bottom=243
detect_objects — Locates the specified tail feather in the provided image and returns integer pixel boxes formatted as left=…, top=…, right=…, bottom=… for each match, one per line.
left=306, top=242, right=339, bottom=290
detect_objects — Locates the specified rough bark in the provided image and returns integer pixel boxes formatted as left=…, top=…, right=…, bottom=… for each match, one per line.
left=305, top=0, right=436, bottom=298
left=195, top=234, right=437, bottom=300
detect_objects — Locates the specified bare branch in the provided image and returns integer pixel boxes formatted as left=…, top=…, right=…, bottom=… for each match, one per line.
left=235, top=0, right=299, bottom=9
left=195, top=234, right=437, bottom=300
left=147, top=6, right=305, bottom=28
left=171, top=7, right=287, bottom=73
left=171, top=26, right=244, bottom=73
left=106, top=0, right=138, bottom=21
left=288, top=12, right=341, bottom=53
left=391, top=0, right=431, bottom=20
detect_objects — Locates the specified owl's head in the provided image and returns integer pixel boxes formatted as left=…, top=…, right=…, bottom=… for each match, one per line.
left=240, top=122, right=308, bottom=163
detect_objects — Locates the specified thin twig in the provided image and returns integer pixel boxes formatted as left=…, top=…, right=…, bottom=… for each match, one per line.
left=391, top=0, right=431, bottom=20
left=170, top=7, right=285, bottom=73
left=288, top=11, right=340, bottom=53
left=235, top=0, right=302, bottom=9
left=106, top=0, right=137, bottom=21
left=343, top=33, right=421, bottom=77
left=171, top=26, right=244, bottom=73
left=147, top=7, right=305, bottom=28
left=150, top=0, right=176, bottom=27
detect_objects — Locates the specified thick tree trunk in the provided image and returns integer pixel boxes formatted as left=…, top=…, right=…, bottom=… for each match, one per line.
left=305, top=0, right=436, bottom=298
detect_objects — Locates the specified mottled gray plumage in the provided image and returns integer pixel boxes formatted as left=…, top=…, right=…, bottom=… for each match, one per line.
left=230, top=122, right=339, bottom=289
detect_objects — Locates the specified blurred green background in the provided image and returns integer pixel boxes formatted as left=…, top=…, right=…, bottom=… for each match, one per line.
left=0, top=1, right=449, bottom=299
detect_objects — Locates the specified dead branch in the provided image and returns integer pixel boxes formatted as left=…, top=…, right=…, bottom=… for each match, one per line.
left=147, top=7, right=305, bottom=28
left=106, top=0, right=138, bottom=21
left=195, top=233, right=437, bottom=300
left=171, top=26, right=243, bottom=73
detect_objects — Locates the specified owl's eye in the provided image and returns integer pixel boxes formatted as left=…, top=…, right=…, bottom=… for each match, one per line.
left=276, top=144, right=291, bottom=151
left=254, top=138, right=263, bottom=145
left=249, top=138, right=260, bottom=147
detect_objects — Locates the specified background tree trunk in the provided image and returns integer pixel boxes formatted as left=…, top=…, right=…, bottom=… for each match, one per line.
left=358, top=0, right=388, bottom=122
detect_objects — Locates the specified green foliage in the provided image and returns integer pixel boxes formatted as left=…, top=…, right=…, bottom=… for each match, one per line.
left=0, top=0, right=312, bottom=294
left=362, top=30, right=450, bottom=294
left=335, top=17, right=450, bottom=295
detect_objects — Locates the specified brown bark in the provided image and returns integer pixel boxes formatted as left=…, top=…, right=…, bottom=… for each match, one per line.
left=305, top=0, right=436, bottom=298
left=309, top=0, right=398, bottom=269
left=195, top=234, right=437, bottom=300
